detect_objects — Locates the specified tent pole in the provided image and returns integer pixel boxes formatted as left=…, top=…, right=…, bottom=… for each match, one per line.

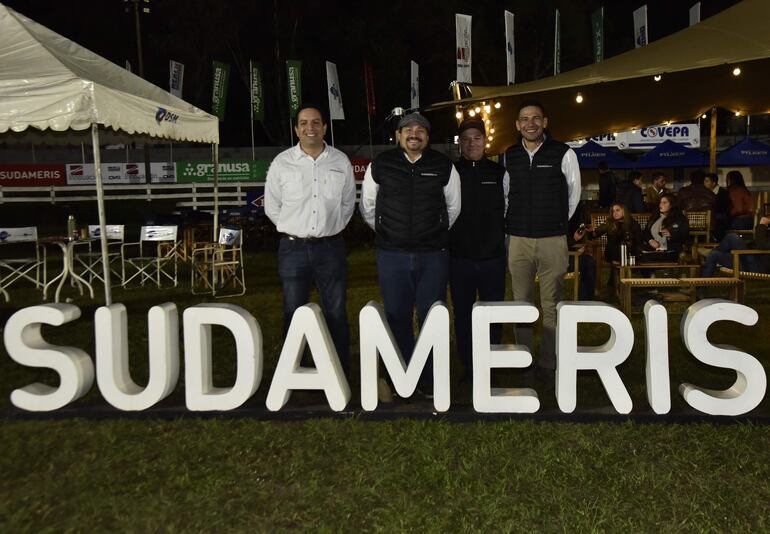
left=709, top=106, right=717, bottom=173
left=92, top=124, right=112, bottom=306
left=213, top=143, right=219, bottom=242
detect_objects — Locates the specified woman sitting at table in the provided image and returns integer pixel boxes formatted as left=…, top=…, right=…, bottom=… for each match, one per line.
left=577, top=203, right=642, bottom=297
left=643, top=193, right=690, bottom=259
left=726, top=170, right=754, bottom=231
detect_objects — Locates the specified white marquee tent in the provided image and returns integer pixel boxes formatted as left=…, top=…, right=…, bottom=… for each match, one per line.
left=0, top=3, right=220, bottom=305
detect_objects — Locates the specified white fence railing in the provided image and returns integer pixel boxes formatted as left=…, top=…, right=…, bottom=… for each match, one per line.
left=0, top=182, right=265, bottom=210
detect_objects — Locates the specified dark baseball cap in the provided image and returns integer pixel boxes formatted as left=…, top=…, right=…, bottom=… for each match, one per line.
left=457, top=118, right=486, bottom=136
left=397, top=112, right=431, bottom=132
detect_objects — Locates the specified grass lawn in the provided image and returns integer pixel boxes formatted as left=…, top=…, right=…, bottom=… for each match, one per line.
left=2, top=245, right=770, bottom=531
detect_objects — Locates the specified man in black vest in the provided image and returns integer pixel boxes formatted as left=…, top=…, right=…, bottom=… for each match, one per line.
left=450, top=118, right=509, bottom=383
left=505, top=99, right=582, bottom=381
left=360, top=113, right=461, bottom=396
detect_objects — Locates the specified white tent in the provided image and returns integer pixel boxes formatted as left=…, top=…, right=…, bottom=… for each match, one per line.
left=0, top=3, right=220, bottom=305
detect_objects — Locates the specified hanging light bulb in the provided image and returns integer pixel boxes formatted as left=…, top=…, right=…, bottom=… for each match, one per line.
left=488, top=135, right=493, bottom=141
left=474, top=106, right=481, bottom=114
left=701, top=113, right=707, bottom=119
left=653, top=75, right=662, bottom=82
left=455, top=111, right=463, bottom=119
left=485, top=119, right=491, bottom=125
left=735, top=110, right=741, bottom=116
left=494, top=102, right=501, bottom=109
left=490, top=128, right=495, bottom=134
left=733, top=66, right=742, bottom=76
left=486, top=143, right=491, bottom=148
left=575, top=92, right=584, bottom=103
left=468, top=109, right=476, bottom=117
left=484, top=105, right=491, bottom=114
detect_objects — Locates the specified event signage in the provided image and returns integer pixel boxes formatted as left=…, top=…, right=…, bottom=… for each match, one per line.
left=65, top=163, right=175, bottom=184
left=250, top=62, right=264, bottom=122
left=211, top=60, right=230, bottom=121
left=169, top=60, right=184, bottom=98
left=0, top=164, right=66, bottom=186
left=176, top=159, right=268, bottom=183
left=591, top=7, right=604, bottom=63
left=553, top=9, right=560, bottom=75
left=286, top=60, right=302, bottom=118
left=3, top=300, right=766, bottom=417
left=350, top=159, right=371, bottom=180
left=455, top=14, right=472, bottom=83
left=504, top=11, right=515, bottom=85
left=568, top=124, right=700, bottom=149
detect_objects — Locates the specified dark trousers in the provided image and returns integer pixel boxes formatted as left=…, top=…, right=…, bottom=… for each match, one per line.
left=376, top=249, right=449, bottom=389
left=449, top=255, right=506, bottom=377
left=567, top=254, right=597, bottom=300
left=278, top=236, right=350, bottom=375
left=701, top=232, right=760, bottom=277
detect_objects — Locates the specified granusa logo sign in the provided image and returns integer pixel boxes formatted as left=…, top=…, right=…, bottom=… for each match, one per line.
left=3, top=300, right=765, bottom=416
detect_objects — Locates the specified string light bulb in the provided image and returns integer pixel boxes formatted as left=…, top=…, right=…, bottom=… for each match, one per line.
left=733, top=66, right=742, bottom=76
left=653, top=75, right=662, bottom=82
left=455, top=111, right=463, bottom=119
left=484, top=105, right=491, bottom=113
left=485, top=119, right=491, bottom=125
left=701, top=113, right=707, bottom=119
left=468, top=109, right=476, bottom=117
left=486, top=143, right=491, bottom=148
left=494, top=102, right=501, bottom=109
left=735, top=110, right=741, bottom=116
left=490, top=128, right=495, bottom=134
left=575, top=92, right=584, bottom=104
left=488, top=135, right=493, bottom=141
left=474, top=106, right=481, bottom=113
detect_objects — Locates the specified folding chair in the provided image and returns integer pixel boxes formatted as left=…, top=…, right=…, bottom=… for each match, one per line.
left=122, top=226, right=179, bottom=289
left=72, top=225, right=125, bottom=286
left=0, top=227, right=46, bottom=302
left=191, top=227, right=246, bottom=297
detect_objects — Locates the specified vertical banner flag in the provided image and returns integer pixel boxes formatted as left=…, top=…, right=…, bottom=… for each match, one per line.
left=455, top=14, right=472, bottom=83
left=504, top=11, right=515, bottom=85
left=410, top=60, right=420, bottom=110
left=326, top=61, right=345, bottom=120
left=250, top=62, right=264, bottom=122
left=364, top=62, right=377, bottom=116
left=286, top=60, right=302, bottom=118
left=633, top=5, right=648, bottom=48
left=169, top=60, right=184, bottom=98
left=553, top=9, right=561, bottom=75
left=689, top=2, right=701, bottom=26
left=125, top=60, right=132, bottom=73
left=211, top=61, right=230, bottom=121
left=591, top=7, right=604, bottom=63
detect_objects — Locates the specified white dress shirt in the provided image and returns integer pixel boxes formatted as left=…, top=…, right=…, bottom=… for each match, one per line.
left=521, top=138, right=582, bottom=220
left=359, top=151, right=462, bottom=230
left=265, top=143, right=356, bottom=238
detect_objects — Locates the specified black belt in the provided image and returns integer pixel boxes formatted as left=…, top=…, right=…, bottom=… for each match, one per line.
left=282, top=232, right=342, bottom=243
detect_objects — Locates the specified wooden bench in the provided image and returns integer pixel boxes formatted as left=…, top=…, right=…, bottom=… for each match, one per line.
left=619, top=276, right=744, bottom=314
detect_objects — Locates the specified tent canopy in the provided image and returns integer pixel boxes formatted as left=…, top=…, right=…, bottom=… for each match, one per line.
left=573, top=140, right=633, bottom=169
left=429, top=0, right=770, bottom=155
left=717, top=137, right=770, bottom=166
left=0, top=3, right=218, bottom=144
left=632, top=140, right=706, bottom=169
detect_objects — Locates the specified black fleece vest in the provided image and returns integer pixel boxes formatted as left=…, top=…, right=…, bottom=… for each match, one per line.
left=505, top=138, right=570, bottom=238
left=372, top=148, right=453, bottom=250
left=450, top=157, right=506, bottom=259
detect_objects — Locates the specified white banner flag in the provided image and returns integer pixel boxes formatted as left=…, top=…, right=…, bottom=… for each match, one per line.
left=410, top=60, right=420, bottom=110
left=689, top=2, right=701, bottom=26
left=554, top=9, right=561, bottom=75
left=169, top=60, right=184, bottom=98
left=633, top=5, right=648, bottom=48
left=325, top=61, right=345, bottom=120
left=504, top=10, right=515, bottom=85
left=455, top=14, right=472, bottom=83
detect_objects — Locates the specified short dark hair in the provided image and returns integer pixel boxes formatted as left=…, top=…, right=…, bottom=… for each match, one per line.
left=652, top=171, right=668, bottom=182
left=689, top=169, right=706, bottom=185
left=704, top=172, right=719, bottom=184
left=628, top=171, right=643, bottom=182
left=516, top=99, right=545, bottom=118
left=293, top=105, right=326, bottom=127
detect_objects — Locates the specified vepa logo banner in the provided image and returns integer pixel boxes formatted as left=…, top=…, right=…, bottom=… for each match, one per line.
left=568, top=124, right=700, bottom=150
left=177, top=160, right=269, bottom=183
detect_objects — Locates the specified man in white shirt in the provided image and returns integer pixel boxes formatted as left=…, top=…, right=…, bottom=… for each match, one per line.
left=265, top=106, right=356, bottom=374
left=504, top=99, right=582, bottom=383
left=359, top=113, right=461, bottom=396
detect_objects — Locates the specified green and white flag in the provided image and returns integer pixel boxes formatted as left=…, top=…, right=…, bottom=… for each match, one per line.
left=211, top=60, right=230, bottom=121
left=591, top=7, right=604, bottom=63
left=250, top=62, right=264, bottom=122
left=553, top=9, right=561, bottom=75
left=286, top=60, right=302, bottom=118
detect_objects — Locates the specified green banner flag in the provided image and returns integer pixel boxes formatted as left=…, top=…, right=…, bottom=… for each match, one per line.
left=250, top=62, right=264, bottom=122
left=286, top=60, right=302, bottom=118
left=177, top=160, right=269, bottom=183
left=592, top=7, right=604, bottom=63
left=211, top=61, right=231, bottom=121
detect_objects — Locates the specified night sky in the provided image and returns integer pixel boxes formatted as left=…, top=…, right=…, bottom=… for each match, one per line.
left=4, top=0, right=742, bottom=147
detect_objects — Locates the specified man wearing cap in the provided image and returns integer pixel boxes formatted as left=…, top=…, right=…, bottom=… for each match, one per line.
left=450, top=118, right=509, bottom=383
left=360, top=113, right=461, bottom=396
left=504, top=99, right=581, bottom=383
left=265, top=105, right=357, bottom=375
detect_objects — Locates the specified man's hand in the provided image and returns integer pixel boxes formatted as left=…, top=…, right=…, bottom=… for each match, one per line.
left=760, top=216, right=770, bottom=226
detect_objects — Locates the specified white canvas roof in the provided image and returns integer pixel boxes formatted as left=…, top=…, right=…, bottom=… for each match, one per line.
left=0, top=3, right=218, bottom=144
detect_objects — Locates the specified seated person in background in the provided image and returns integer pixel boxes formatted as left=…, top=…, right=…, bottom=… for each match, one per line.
left=677, top=169, right=716, bottom=212
left=567, top=208, right=597, bottom=300
left=614, top=171, right=645, bottom=214
left=643, top=193, right=690, bottom=258
left=578, top=203, right=642, bottom=297
left=701, top=216, right=770, bottom=278
left=704, top=172, right=729, bottom=241
left=726, top=170, right=754, bottom=231
left=644, top=171, right=668, bottom=212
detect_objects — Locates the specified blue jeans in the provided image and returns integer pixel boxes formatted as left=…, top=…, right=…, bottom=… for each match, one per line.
left=376, top=249, right=449, bottom=389
left=450, top=255, right=506, bottom=378
left=701, top=233, right=760, bottom=277
left=278, top=236, right=350, bottom=374
left=567, top=254, right=597, bottom=300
